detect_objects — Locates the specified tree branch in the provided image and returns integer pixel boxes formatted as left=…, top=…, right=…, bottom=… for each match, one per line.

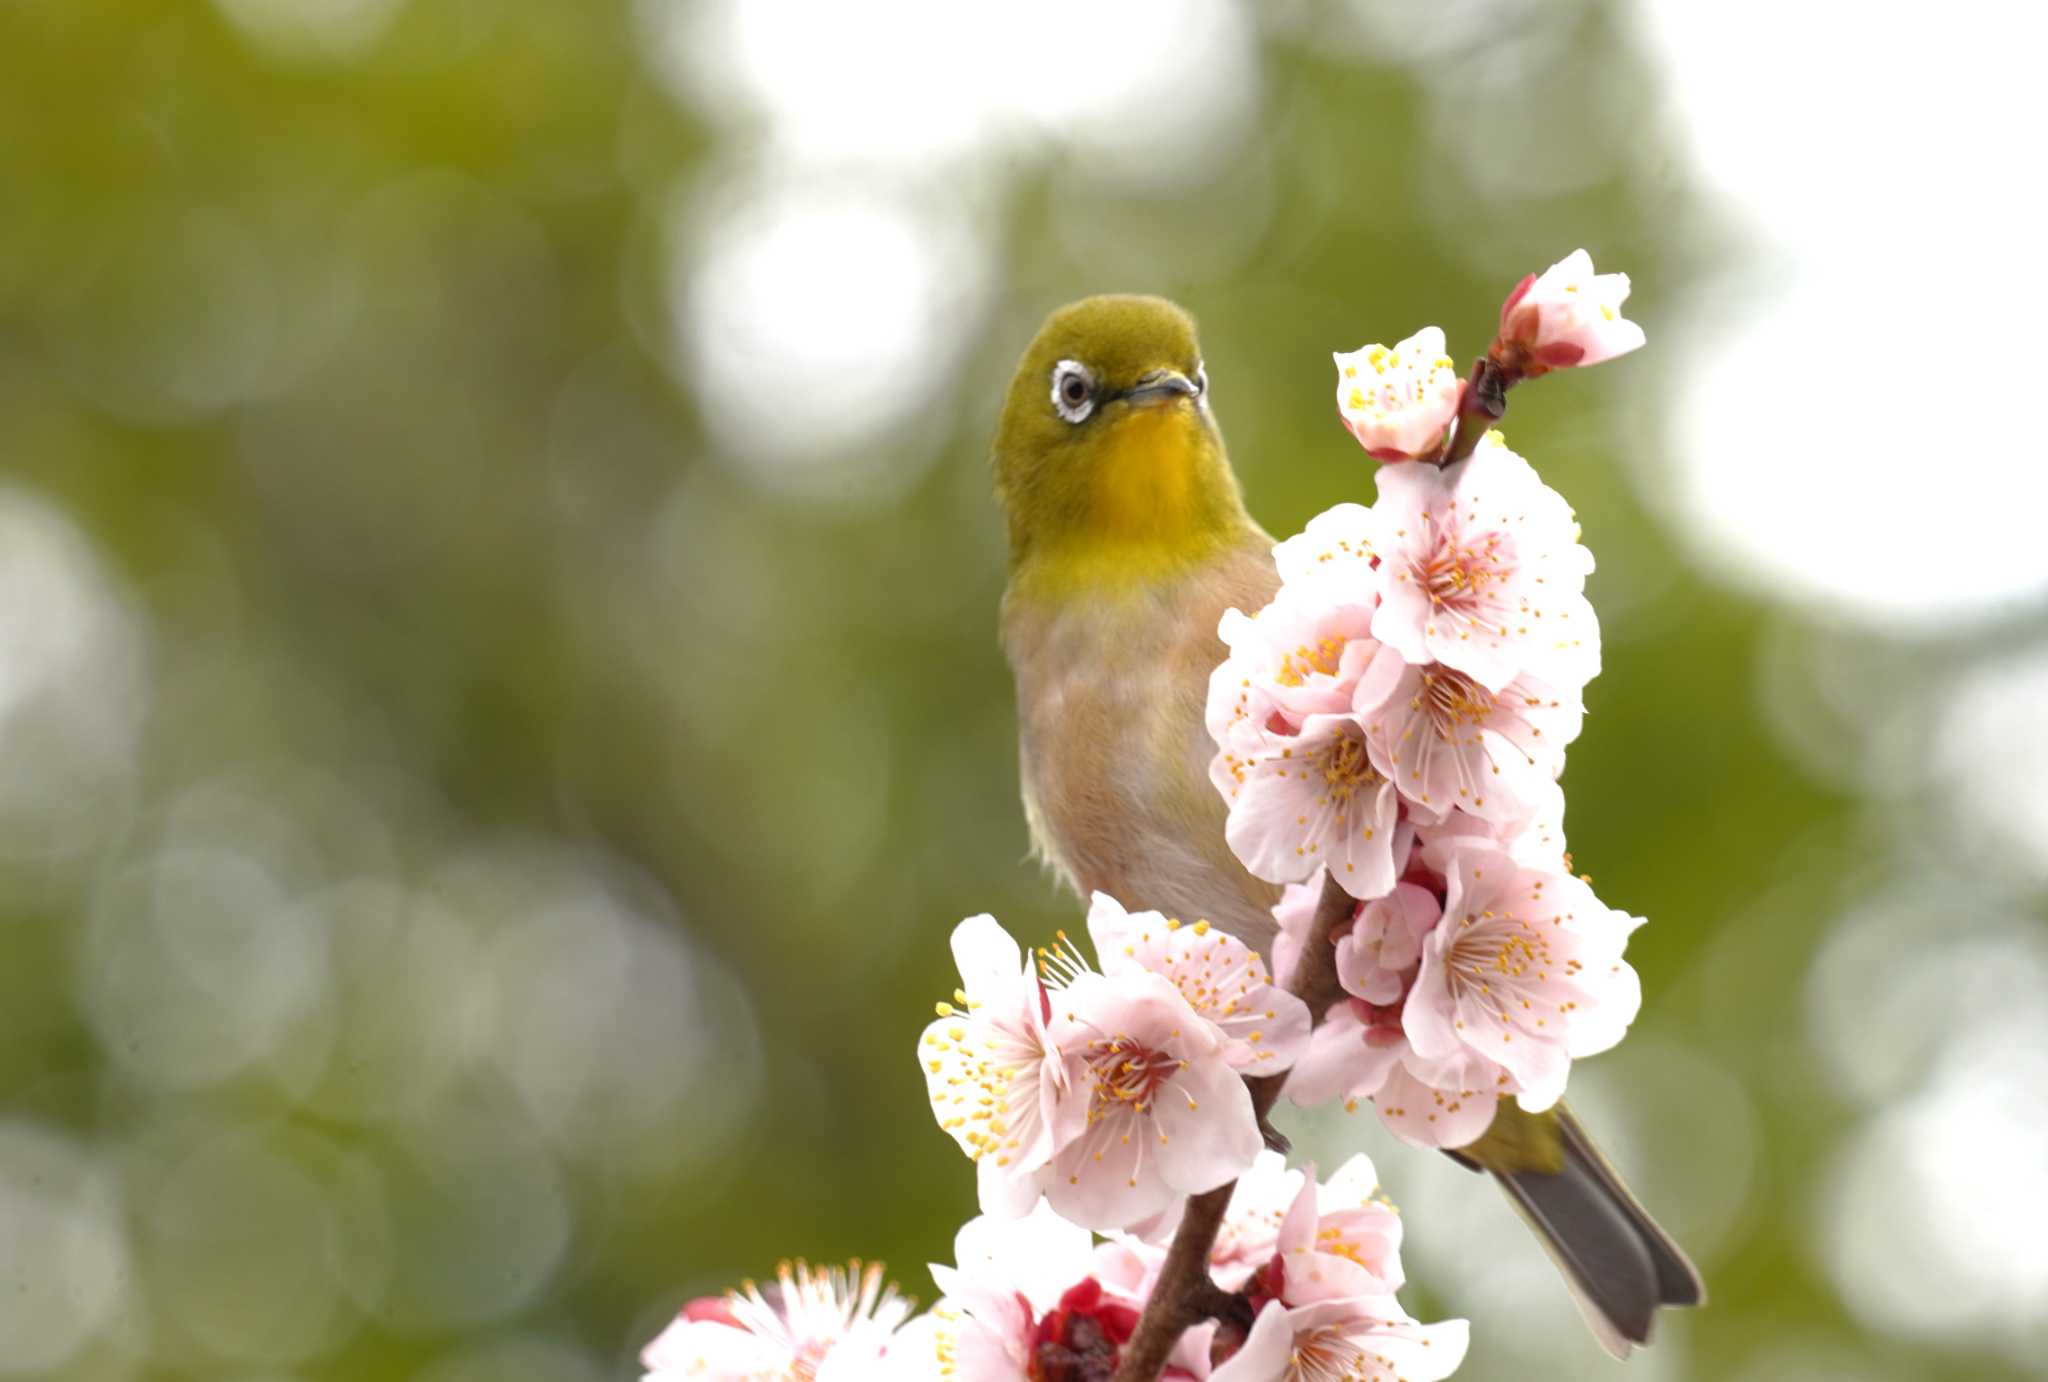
left=1439, top=357, right=1510, bottom=465
left=1109, top=872, right=1357, bottom=1382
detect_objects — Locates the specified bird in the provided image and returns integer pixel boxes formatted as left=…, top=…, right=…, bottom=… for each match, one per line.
left=991, top=293, right=1703, bottom=1358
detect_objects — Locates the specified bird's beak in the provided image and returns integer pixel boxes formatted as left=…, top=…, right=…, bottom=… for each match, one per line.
left=1118, top=369, right=1198, bottom=407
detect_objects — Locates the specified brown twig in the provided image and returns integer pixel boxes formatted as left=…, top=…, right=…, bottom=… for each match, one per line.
left=1439, top=357, right=1511, bottom=466
left=1109, top=872, right=1356, bottom=1382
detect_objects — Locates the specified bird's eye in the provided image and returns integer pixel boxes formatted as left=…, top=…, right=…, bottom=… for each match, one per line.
left=1193, top=362, right=1208, bottom=397
left=1050, top=360, right=1095, bottom=424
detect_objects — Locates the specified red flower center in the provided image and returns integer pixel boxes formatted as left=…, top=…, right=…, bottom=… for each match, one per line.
left=1029, top=1278, right=1139, bottom=1382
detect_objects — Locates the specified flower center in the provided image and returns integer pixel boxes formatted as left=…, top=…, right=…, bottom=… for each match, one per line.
left=1084, top=1037, right=1181, bottom=1115
left=1288, top=1323, right=1375, bottom=1381
left=1320, top=732, right=1383, bottom=799
left=1415, top=515, right=1513, bottom=613
left=1446, top=912, right=1558, bottom=1025
left=1029, top=1278, right=1136, bottom=1382
left=724, top=1260, right=906, bottom=1382
left=1417, top=665, right=1495, bottom=732
left=1450, top=919, right=1549, bottom=980
left=1275, top=635, right=1346, bottom=688
left=1316, top=1226, right=1377, bottom=1271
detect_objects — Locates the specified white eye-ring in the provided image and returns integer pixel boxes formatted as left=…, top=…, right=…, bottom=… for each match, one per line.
left=1193, top=361, right=1209, bottom=399
left=1050, top=359, right=1095, bottom=424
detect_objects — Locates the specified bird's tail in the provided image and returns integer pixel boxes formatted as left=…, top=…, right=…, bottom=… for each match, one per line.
left=1453, top=1103, right=1706, bottom=1359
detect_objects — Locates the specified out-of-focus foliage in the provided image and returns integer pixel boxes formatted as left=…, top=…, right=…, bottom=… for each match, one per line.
left=1, top=2, right=2043, bottom=1381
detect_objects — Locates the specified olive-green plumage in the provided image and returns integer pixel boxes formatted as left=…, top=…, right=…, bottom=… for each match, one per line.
left=996, top=297, right=1285, bottom=948
left=992, top=295, right=1702, bottom=1357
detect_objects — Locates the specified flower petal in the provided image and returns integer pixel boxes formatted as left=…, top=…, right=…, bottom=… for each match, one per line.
left=1152, top=1054, right=1263, bottom=1195
left=1375, top=1057, right=1502, bottom=1150
left=1206, top=1300, right=1297, bottom=1382
left=1284, top=1005, right=1399, bottom=1108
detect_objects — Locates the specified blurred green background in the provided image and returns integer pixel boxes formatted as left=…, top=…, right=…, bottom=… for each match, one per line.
left=3, top=2, right=2044, bottom=1380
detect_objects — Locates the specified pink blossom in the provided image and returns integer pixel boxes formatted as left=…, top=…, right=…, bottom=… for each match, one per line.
left=1273, top=871, right=1433, bottom=1029
left=1497, top=248, right=1646, bottom=374
left=1097, top=1150, right=1314, bottom=1300
left=1206, top=578, right=1377, bottom=752
left=1414, top=778, right=1570, bottom=875
left=1085, top=1232, right=1162, bottom=1302
left=1336, top=881, right=1440, bottom=1005
left=1365, top=438, right=1599, bottom=694
left=1210, top=712, right=1403, bottom=901
left=1353, top=643, right=1583, bottom=824
left=1209, top=1297, right=1469, bottom=1382
left=1043, top=971, right=1266, bottom=1230
left=1099, top=1151, right=1409, bottom=1332
left=1402, top=843, right=1643, bottom=1113
left=1191, top=1157, right=1466, bottom=1378
left=1333, top=327, right=1464, bottom=461
left=1205, top=1151, right=1313, bottom=1291
left=1284, top=1001, right=1401, bottom=1111
left=1286, top=1007, right=1515, bottom=1154
left=1506, top=783, right=1570, bottom=873
left=1271, top=502, right=1377, bottom=589
left=642, top=1260, right=912, bottom=1382
left=942, top=1202, right=1100, bottom=1322
left=1272, top=1155, right=1406, bottom=1302
left=1281, top=879, right=1509, bottom=1152
left=918, top=916, right=1081, bottom=1219
left=890, top=1204, right=1105, bottom=1382
left=1085, top=892, right=1312, bottom=1075
left=1290, top=825, right=1635, bottom=1147
left=1285, top=1007, right=1503, bottom=1150
left=1370, top=1049, right=1508, bottom=1150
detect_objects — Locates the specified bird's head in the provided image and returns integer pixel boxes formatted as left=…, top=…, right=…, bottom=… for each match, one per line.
left=992, top=295, right=1252, bottom=590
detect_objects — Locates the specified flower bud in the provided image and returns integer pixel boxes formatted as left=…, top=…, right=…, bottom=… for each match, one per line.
left=1333, top=326, right=1463, bottom=461
left=1495, top=249, right=1645, bottom=376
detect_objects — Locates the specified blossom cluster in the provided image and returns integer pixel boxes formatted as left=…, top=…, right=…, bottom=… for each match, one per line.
left=1328, top=248, right=1643, bottom=464
left=639, top=906, right=1470, bottom=1381
left=640, top=249, right=1648, bottom=1382
left=643, top=1154, right=1468, bottom=1382
left=922, top=899, right=1306, bottom=1234
left=1212, top=249, right=1647, bottom=1153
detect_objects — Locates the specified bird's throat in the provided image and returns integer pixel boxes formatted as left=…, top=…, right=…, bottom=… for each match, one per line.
left=1091, top=405, right=1203, bottom=539
left=1018, top=406, right=1244, bottom=600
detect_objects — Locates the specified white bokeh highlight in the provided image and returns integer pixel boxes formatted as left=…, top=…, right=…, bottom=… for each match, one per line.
left=212, top=0, right=412, bottom=63
left=0, top=488, right=147, bottom=862
left=638, top=0, right=1261, bottom=496
left=1639, top=0, right=2048, bottom=625
left=372, top=1100, right=573, bottom=1334
left=1810, top=903, right=2048, bottom=1353
left=80, top=843, right=328, bottom=1092
left=1823, top=1016, right=2048, bottom=1350
left=1934, top=653, right=2048, bottom=888
left=671, top=181, right=989, bottom=487
left=641, top=0, right=1258, bottom=183
left=142, top=1127, right=366, bottom=1365
left=0, top=1124, right=132, bottom=1377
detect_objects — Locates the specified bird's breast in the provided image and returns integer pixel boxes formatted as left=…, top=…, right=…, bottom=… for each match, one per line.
left=1003, top=547, right=1283, bottom=948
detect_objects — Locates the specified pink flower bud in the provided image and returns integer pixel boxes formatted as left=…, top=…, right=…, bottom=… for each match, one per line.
left=1495, top=249, right=1645, bottom=376
left=1332, top=327, right=1464, bottom=461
